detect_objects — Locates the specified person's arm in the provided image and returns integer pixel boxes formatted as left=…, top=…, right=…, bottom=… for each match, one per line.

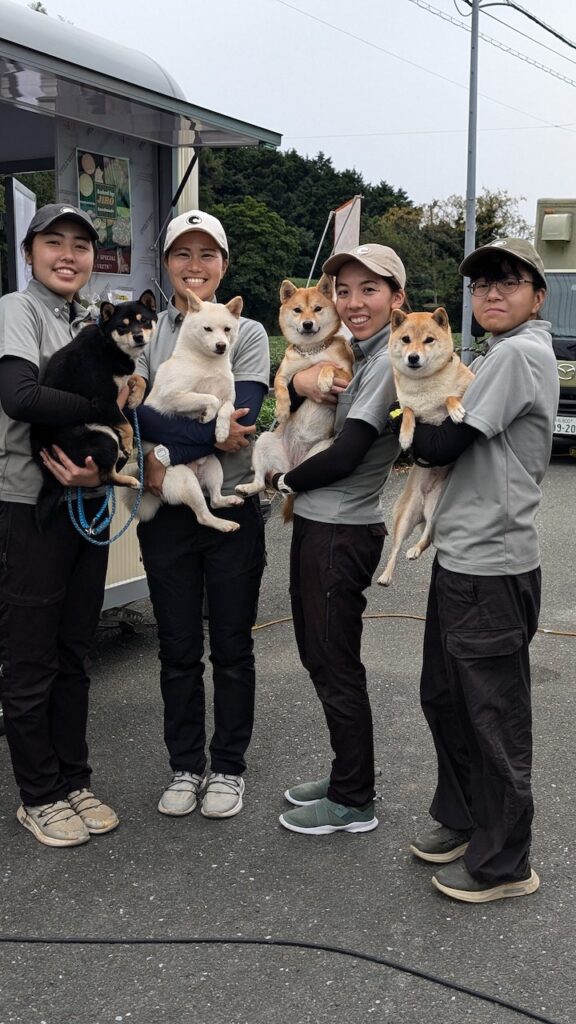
left=412, top=417, right=481, bottom=466
left=272, top=418, right=377, bottom=493
left=137, top=380, right=266, bottom=465
left=0, top=355, right=123, bottom=425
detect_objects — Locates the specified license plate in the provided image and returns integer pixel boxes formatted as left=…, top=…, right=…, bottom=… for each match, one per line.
left=555, top=415, right=576, bottom=435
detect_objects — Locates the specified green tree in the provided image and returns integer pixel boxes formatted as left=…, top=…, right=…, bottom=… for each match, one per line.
left=211, top=196, right=301, bottom=332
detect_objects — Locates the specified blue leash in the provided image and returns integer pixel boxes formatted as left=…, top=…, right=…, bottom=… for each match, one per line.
left=66, top=410, right=144, bottom=546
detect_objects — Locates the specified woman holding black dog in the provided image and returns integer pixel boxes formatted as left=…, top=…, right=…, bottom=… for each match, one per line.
left=0, top=203, right=122, bottom=847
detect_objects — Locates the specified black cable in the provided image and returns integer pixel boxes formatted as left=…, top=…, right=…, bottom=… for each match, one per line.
left=0, top=934, right=561, bottom=1023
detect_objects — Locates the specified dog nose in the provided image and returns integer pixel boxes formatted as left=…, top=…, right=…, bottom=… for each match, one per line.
left=215, top=343, right=227, bottom=354
left=301, top=321, right=314, bottom=332
left=407, top=353, right=421, bottom=366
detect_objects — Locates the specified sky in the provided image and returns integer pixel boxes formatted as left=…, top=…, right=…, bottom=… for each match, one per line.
left=9, top=0, right=576, bottom=228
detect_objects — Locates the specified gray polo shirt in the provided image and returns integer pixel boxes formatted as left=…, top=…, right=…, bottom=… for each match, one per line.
left=137, top=299, right=270, bottom=494
left=0, top=280, right=88, bottom=504
left=294, top=324, right=399, bottom=525
left=432, top=319, right=559, bottom=575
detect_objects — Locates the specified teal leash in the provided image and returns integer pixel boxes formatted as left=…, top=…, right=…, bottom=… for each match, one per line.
left=66, top=410, right=144, bottom=546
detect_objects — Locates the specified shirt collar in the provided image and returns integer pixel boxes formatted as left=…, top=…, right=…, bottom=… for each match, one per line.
left=349, top=322, right=391, bottom=361
left=167, top=296, right=185, bottom=330
left=27, top=278, right=75, bottom=322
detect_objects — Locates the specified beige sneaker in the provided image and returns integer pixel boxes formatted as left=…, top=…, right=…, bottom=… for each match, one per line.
left=201, top=773, right=245, bottom=818
left=17, top=800, right=90, bottom=847
left=67, top=789, right=119, bottom=834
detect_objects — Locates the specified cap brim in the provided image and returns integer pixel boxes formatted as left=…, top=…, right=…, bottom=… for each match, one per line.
left=322, top=251, right=397, bottom=281
left=459, top=244, right=544, bottom=282
left=38, top=212, right=99, bottom=243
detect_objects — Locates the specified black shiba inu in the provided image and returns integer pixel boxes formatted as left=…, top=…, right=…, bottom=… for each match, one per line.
left=31, top=290, right=157, bottom=529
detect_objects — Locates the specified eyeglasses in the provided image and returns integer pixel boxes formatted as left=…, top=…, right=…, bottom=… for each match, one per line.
left=468, top=277, right=534, bottom=296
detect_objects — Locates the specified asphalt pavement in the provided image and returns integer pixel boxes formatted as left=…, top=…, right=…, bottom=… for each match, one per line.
left=1, top=459, right=575, bottom=1024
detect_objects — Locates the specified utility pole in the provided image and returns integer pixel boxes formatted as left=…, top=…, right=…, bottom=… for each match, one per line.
left=461, top=0, right=480, bottom=364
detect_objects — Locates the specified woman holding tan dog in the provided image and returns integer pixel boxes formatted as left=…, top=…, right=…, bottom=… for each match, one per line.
left=271, top=243, right=406, bottom=836
left=408, top=238, right=558, bottom=902
left=135, top=210, right=269, bottom=820
left=0, top=203, right=122, bottom=847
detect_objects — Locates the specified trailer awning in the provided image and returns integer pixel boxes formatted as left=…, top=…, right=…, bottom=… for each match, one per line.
left=0, top=0, right=280, bottom=169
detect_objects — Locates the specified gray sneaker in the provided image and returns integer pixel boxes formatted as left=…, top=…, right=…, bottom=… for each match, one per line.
left=201, top=773, right=245, bottom=818
left=279, top=797, right=378, bottom=835
left=284, top=776, right=330, bottom=806
left=158, top=771, right=203, bottom=816
left=17, top=800, right=90, bottom=847
left=67, top=789, right=119, bottom=834
left=410, top=823, right=473, bottom=863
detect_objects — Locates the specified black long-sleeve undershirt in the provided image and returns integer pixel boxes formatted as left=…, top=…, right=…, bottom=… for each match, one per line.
left=412, top=416, right=481, bottom=466
left=283, top=417, right=378, bottom=492
left=0, top=355, right=117, bottom=425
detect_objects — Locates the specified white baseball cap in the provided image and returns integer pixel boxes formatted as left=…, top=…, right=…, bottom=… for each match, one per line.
left=163, top=210, right=228, bottom=257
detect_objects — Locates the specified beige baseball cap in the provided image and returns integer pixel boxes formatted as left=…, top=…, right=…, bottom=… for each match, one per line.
left=459, top=237, right=547, bottom=288
left=322, top=243, right=406, bottom=290
left=163, top=210, right=228, bottom=257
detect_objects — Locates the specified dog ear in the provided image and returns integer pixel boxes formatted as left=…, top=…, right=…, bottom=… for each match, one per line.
left=432, top=307, right=449, bottom=329
left=226, top=296, right=243, bottom=319
left=390, top=309, right=407, bottom=331
left=138, top=290, right=157, bottom=313
left=186, top=290, right=203, bottom=313
left=280, top=280, right=297, bottom=304
left=99, top=301, right=116, bottom=323
left=316, top=274, right=334, bottom=300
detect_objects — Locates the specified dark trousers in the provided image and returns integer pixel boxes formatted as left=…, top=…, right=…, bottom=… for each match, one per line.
left=138, top=498, right=265, bottom=776
left=0, top=500, right=108, bottom=806
left=420, top=556, right=541, bottom=883
left=289, top=514, right=386, bottom=808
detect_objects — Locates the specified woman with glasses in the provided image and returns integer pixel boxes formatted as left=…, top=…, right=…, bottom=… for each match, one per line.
left=407, top=239, right=559, bottom=903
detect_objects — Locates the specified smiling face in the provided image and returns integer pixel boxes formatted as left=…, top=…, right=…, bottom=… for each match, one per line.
left=470, top=258, right=546, bottom=335
left=27, top=219, right=95, bottom=301
left=165, top=230, right=228, bottom=312
left=334, top=261, right=405, bottom=341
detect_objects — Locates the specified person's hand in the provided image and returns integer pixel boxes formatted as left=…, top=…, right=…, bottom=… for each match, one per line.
left=143, top=450, right=166, bottom=497
left=214, top=408, right=256, bottom=452
left=292, top=362, right=349, bottom=404
left=40, top=446, right=102, bottom=488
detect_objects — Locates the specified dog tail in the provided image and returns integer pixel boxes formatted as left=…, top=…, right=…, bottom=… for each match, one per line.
left=281, top=494, right=295, bottom=523
left=35, top=478, right=65, bottom=533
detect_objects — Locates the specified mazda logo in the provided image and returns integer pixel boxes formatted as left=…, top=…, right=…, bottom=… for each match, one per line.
left=558, top=363, right=576, bottom=381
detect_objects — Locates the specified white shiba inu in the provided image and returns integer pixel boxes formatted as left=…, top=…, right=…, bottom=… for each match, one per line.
left=378, top=307, right=474, bottom=585
left=236, top=275, right=354, bottom=518
left=122, top=290, right=245, bottom=533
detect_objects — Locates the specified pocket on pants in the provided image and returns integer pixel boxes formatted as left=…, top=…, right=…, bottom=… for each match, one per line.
left=446, top=628, right=524, bottom=660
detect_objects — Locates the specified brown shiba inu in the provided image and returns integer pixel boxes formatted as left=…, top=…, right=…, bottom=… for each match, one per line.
left=377, top=307, right=474, bottom=586
left=236, top=275, right=354, bottom=516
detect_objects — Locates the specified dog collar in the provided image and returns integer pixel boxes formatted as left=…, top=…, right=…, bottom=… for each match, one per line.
left=293, top=341, right=329, bottom=357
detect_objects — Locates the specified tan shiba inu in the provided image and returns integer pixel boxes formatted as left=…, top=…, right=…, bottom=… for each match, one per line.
left=122, top=290, right=245, bottom=533
left=236, top=275, right=354, bottom=516
left=377, top=307, right=474, bottom=585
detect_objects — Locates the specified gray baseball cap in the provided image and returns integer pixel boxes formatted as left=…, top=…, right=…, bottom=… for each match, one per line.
left=322, top=243, right=406, bottom=290
left=28, top=203, right=99, bottom=242
left=459, top=237, right=547, bottom=288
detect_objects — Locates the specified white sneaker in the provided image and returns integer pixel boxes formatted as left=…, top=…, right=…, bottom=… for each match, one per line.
left=17, top=800, right=90, bottom=847
left=67, top=789, right=119, bottom=834
left=158, top=771, right=203, bottom=816
left=201, top=773, right=245, bottom=818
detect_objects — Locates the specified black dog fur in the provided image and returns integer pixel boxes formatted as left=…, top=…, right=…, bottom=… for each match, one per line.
left=31, top=289, right=157, bottom=530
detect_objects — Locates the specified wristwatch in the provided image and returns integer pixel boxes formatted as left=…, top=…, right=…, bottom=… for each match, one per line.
left=275, top=473, right=295, bottom=496
left=154, top=444, right=171, bottom=468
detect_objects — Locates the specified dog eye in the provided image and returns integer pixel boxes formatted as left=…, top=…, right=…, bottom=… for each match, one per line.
left=293, top=307, right=302, bottom=314
left=424, top=336, right=435, bottom=344
left=224, top=326, right=231, bottom=333
left=203, top=326, right=213, bottom=333
left=313, top=306, right=323, bottom=313
left=402, top=335, right=411, bottom=344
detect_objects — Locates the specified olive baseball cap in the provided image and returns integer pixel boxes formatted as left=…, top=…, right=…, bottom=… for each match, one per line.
left=28, top=203, right=99, bottom=242
left=322, top=244, right=406, bottom=290
left=163, top=210, right=228, bottom=257
left=459, top=237, right=547, bottom=288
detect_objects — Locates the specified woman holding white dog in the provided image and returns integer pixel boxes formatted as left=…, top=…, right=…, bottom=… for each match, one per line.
left=0, top=203, right=122, bottom=847
left=272, top=243, right=406, bottom=836
left=135, top=210, right=269, bottom=820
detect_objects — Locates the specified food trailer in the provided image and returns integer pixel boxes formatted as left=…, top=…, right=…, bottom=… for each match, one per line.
left=0, top=0, right=281, bottom=609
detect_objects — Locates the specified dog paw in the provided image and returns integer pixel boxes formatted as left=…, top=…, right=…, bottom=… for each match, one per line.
left=200, top=400, right=220, bottom=423
left=376, top=571, right=391, bottom=586
left=220, top=520, right=241, bottom=533
left=399, top=430, right=413, bottom=451
left=448, top=404, right=465, bottom=423
left=406, top=545, right=422, bottom=560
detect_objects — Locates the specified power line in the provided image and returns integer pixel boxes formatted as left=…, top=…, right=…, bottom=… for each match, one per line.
left=478, top=7, right=576, bottom=69
left=285, top=122, right=576, bottom=141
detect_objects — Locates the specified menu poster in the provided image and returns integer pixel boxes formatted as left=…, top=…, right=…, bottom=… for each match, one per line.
left=77, top=150, right=132, bottom=275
